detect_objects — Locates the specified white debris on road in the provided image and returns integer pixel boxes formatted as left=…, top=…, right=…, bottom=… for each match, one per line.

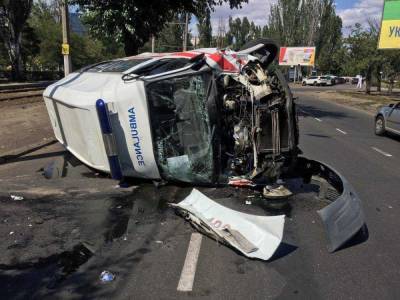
left=172, top=189, right=285, bottom=261
left=10, top=195, right=24, bottom=201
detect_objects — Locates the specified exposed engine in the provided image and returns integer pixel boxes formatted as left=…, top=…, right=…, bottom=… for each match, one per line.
left=219, top=60, right=298, bottom=182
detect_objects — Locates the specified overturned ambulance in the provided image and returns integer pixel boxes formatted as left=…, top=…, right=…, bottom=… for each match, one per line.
left=43, top=39, right=365, bottom=253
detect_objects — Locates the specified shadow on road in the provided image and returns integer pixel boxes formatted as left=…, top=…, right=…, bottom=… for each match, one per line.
left=0, top=140, right=58, bottom=165
left=268, top=243, right=298, bottom=262
left=297, top=104, right=352, bottom=120
left=305, top=133, right=331, bottom=139
left=334, top=224, right=369, bottom=253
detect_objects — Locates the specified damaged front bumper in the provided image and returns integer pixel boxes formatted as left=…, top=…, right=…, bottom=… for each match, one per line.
left=291, top=157, right=366, bottom=252
left=173, top=157, right=366, bottom=260
left=296, top=158, right=365, bottom=252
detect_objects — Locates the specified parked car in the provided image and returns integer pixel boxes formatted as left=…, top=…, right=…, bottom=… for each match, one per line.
left=324, top=75, right=337, bottom=86
left=336, top=77, right=346, bottom=84
left=375, top=102, right=400, bottom=136
left=302, top=76, right=328, bottom=86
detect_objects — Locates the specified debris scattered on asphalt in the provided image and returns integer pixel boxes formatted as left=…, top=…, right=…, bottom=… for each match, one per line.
left=263, top=185, right=293, bottom=199
left=9, top=231, right=14, bottom=235
left=10, top=194, right=24, bottom=201
left=33, top=216, right=44, bottom=224
left=228, top=178, right=256, bottom=188
left=155, top=240, right=163, bottom=244
left=100, top=270, right=116, bottom=282
left=245, top=200, right=252, bottom=205
left=172, top=189, right=285, bottom=261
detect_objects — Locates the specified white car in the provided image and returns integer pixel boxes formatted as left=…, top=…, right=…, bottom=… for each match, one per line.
left=324, top=75, right=337, bottom=86
left=302, top=76, right=328, bottom=86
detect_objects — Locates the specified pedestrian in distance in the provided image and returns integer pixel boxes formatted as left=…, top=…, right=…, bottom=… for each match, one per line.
left=357, top=75, right=363, bottom=89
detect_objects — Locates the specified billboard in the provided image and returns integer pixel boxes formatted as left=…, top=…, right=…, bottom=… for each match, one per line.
left=378, top=0, right=400, bottom=49
left=278, top=47, right=316, bottom=66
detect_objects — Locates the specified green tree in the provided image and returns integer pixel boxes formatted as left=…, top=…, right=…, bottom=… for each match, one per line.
left=0, top=0, right=33, bottom=80
left=157, top=14, right=188, bottom=52
left=226, top=17, right=247, bottom=49
left=197, top=7, right=212, bottom=48
left=29, top=1, right=119, bottom=72
left=343, top=23, right=381, bottom=94
left=71, top=0, right=248, bottom=55
left=314, top=0, right=342, bottom=73
left=28, top=1, right=62, bottom=71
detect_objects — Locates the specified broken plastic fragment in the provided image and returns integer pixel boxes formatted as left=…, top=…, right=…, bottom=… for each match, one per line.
left=172, top=189, right=284, bottom=260
left=10, top=195, right=24, bottom=201
left=228, top=178, right=256, bottom=187
left=100, top=270, right=115, bottom=282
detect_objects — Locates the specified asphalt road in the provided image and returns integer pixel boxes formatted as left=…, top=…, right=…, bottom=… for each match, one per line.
left=1, top=87, right=400, bottom=299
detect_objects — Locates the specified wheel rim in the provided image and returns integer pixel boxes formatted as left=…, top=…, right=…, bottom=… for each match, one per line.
left=376, top=119, right=383, bottom=131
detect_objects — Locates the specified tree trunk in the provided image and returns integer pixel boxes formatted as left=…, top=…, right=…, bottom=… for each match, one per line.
left=365, top=66, right=372, bottom=95
left=9, top=34, right=25, bottom=81
left=123, top=32, right=140, bottom=56
left=376, top=68, right=381, bottom=93
left=388, top=79, right=394, bottom=95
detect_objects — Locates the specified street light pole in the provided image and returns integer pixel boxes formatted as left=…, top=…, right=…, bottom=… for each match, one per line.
left=183, top=13, right=189, bottom=51
left=61, top=0, right=72, bottom=76
left=151, top=35, right=155, bottom=53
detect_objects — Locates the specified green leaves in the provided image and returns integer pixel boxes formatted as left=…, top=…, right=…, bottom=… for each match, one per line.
left=70, top=0, right=248, bottom=55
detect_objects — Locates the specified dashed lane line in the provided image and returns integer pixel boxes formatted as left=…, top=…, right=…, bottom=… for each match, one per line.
left=177, top=233, right=203, bottom=292
left=336, top=128, right=347, bottom=135
left=372, top=147, right=393, bottom=157
left=297, top=107, right=322, bottom=122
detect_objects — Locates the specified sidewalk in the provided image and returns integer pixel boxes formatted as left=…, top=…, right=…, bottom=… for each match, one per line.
left=0, top=98, right=55, bottom=157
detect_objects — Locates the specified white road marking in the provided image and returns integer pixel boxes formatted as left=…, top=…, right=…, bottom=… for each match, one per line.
left=177, top=233, right=203, bottom=292
left=372, top=147, right=393, bottom=157
left=336, top=128, right=347, bottom=135
left=297, top=108, right=322, bottom=122
left=298, top=108, right=309, bottom=115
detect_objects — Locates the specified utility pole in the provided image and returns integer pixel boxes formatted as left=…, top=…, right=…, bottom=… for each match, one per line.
left=61, top=0, right=72, bottom=76
left=151, top=35, right=155, bottom=53
left=183, top=13, right=189, bottom=51
left=217, top=17, right=226, bottom=48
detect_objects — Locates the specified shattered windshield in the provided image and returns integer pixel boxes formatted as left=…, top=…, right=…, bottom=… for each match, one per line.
left=146, top=73, right=214, bottom=183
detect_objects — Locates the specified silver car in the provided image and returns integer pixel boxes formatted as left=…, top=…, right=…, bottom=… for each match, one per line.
left=375, top=102, right=400, bottom=136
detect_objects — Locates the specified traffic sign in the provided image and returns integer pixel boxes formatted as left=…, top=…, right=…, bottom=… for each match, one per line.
left=378, top=0, right=400, bottom=49
left=61, top=43, right=70, bottom=55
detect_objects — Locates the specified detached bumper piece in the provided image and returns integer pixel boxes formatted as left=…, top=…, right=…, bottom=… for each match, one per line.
left=295, top=157, right=366, bottom=252
left=172, top=189, right=285, bottom=261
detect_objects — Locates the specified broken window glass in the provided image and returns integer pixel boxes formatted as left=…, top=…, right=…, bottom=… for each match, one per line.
left=146, top=73, right=214, bottom=183
left=83, top=59, right=151, bottom=73
left=134, top=58, right=191, bottom=76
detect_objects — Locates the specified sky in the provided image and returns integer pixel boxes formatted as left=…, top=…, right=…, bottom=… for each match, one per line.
left=190, top=0, right=385, bottom=35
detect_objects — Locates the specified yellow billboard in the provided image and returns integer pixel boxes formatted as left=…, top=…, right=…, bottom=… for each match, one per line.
left=378, top=0, right=400, bottom=49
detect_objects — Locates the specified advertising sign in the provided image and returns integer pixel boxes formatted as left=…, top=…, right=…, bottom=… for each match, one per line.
left=278, top=47, right=316, bottom=66
left=378, top=0, right=400, bottom=49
